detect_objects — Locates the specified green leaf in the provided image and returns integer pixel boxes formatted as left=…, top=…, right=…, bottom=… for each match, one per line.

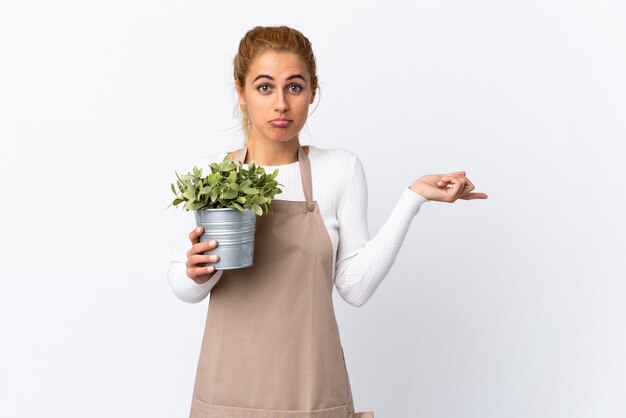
left=183, top=190, right=195, bottom=201
left=230, top=202, right=244, bottom=212
left=179, top=174, right=195, bottom=182
left=189, top=200, right=205, bottom=210
left=242, top=187, right=259, bottom=195
left=208, top=173, right=220, bottom=186
left=262, top=180, right=278, bottom=190
left=224, top=189, right=238, bottom=199
left=251, top=204, right=262, bottom=216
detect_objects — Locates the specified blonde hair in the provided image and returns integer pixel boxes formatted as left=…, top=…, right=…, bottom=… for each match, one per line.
left=233, top=26, right=319, bottom=143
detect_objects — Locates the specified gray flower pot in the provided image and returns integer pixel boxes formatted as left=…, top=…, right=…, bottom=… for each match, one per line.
left=194, top=208, right=257, bottom=270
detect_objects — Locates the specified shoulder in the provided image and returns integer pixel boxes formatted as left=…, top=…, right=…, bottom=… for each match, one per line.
left=307, top=146, right=365, bottom=198
left=307, top=145, right=360, bottom=167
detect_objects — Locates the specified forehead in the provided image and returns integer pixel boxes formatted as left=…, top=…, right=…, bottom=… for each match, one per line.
left=247, top=51, right=309, bottom=81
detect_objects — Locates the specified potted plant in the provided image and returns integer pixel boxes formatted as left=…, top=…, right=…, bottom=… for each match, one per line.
left=169, top=154, right=283, bottom=269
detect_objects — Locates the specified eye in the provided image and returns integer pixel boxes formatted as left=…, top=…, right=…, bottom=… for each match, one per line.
left=288, top=84, right=303, bottom=93
left=257, top=84, right=272, bottom=94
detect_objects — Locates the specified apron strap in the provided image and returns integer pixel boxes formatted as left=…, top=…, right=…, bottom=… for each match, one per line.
left=233, top=146, right=247, bottom=165
left=233, top=144, right=315, bottom=212
left=297, top=145, right=315, bottom=212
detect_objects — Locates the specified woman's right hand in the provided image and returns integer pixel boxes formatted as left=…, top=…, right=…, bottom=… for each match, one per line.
left=186, top=226, right=220, bottom=284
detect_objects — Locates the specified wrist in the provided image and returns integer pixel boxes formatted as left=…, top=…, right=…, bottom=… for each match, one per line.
left=409, top=183, right=424, bottom=196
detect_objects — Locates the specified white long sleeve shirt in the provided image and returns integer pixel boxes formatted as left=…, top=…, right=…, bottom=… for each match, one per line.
left=167, top=145, right=429, bottom=307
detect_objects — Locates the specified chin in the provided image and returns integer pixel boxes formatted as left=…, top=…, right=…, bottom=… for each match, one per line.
left=269, top=131, right=297, bottom=142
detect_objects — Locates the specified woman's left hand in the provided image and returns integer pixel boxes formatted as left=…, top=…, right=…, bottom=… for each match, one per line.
left=409, top=171, right=488, bottom=203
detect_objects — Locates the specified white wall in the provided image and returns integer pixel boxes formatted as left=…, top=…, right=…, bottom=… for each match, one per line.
left=1, top=1, right=624, bottom=417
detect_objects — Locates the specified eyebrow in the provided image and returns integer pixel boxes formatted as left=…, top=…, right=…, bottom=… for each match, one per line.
left=252, top=74, right=306, bottom=83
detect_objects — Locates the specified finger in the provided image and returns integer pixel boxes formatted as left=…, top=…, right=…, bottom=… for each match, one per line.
left=441, top=174, right=471, bottom=188
left=190, top=275, right=211, bottom=285
left=462, top=192, right=489, bottom=200
left=436, top=176, right=455, bottom=186
left=455, top=177, right=488, bottom=200
left=195, top=239, right=219, bottom=254
left=189, top=226, right=204, bottom=244
left=187, top=266, right=216, bottom=283
left=447, top=176, right=466, bottom=201
left=186, top=239, right=219, bottom=259
left=459, top=177, right=475, bottom=197
left=437, top=173, right=466, bottom=185
left=438, top=171, right=466, bottom=178
left=188, top=264, right=216, bottom=278
left=187, top=253, right=220, bottom=268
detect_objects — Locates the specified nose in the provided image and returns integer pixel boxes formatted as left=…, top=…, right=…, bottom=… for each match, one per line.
left=274, top=90, right=289, bottom=113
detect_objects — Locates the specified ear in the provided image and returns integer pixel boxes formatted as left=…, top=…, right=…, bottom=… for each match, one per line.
left=235, top=83, right=246, bottom=106
left=309, top=89, right=316, bottom=105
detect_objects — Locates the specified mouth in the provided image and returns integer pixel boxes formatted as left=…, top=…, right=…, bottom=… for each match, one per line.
left=269, top=118, right=293, bottom=128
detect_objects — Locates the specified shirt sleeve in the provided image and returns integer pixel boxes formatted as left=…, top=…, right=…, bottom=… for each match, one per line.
left=333, top=154, right=429, bottom=307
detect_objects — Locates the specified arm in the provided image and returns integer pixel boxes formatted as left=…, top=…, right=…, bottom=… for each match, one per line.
left=334, top=155, right=429, bottom=307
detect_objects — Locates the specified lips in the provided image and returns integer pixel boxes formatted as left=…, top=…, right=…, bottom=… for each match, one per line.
left=269, top=118, right=292, bottom=128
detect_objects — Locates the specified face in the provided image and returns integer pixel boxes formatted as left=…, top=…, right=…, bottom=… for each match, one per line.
left=236, top=50, right=316, bottom=143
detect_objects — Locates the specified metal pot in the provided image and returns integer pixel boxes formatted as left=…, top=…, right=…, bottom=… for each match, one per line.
left=194, top=208, right=257, bottom=270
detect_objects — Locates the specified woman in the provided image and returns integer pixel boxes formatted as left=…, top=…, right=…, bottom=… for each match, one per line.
left=167, top=26, right=488, bottom=418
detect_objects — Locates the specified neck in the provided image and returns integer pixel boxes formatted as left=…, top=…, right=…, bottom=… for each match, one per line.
left=245, top=135, right=300, bottom=166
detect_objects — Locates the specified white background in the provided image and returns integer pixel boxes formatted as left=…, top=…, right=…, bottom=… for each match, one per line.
left=1, top=1, right=625, bottom=417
